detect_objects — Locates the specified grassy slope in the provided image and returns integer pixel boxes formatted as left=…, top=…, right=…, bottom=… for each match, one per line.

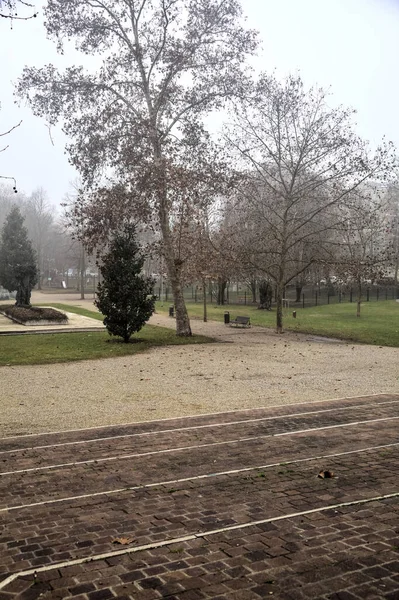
left=156, top=300, right=399, bottom=347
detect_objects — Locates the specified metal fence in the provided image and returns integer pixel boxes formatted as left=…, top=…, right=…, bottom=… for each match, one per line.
left=157, top=283, right=399, bottom=309
left=281, top=285, right=399, bottom=309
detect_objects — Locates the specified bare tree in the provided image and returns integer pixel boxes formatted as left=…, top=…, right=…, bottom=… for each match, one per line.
left=180, top=205, right=223, bottom=320
left=24, top=187, right=54, bottom=289
left=0, top=118, right=22, bottom=191
left=332, top=190, right=392, bottom=317
left=386, top=183, right=399, bottom=284
left=17, top=0, right=257, bottom=336
left=1, top=0, right=37, bottom=190
left=0, top=183, right=21, bottom=227
left=224, top=74, right=396, bottom=332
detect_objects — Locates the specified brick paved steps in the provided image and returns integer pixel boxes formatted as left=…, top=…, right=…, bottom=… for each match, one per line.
left=1, top=419, right=398, bottom=508
left=0, top=445, right=398, bottom=579
left=3, top=498, right=399, bottom=599
left=1, top=394, right=397, bottom=453
left=1, top=395, right=398, bottom=599
left=1, top=398, right=398, bottom=473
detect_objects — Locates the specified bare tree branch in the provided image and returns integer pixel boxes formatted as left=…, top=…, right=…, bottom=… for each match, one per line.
left=0, top=120, right=22, bottom=137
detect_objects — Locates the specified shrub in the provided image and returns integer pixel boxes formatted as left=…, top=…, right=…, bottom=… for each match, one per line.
left=1, top=305, right=67, bottom=323
left=0, top=207, right=37, bottom=306
left=95, top=224, right=155, bottom=343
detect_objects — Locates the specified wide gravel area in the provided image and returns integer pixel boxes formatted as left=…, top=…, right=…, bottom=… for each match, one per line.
left=0, top=293, right=398, bottom=436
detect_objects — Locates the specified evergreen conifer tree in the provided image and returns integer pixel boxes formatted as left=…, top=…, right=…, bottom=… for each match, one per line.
left=0, top=207, right=37, bottom=306
left=95, top=224, right=155, bottom=343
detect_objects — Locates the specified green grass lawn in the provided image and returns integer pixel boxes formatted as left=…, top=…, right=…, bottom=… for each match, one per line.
left=2, top=300, right=397, bottom=367
left=0, top=304, right=214, bottom=366
left=39, top=303, right=104, bottom=321
left=156, top=300, right=399, bottom=347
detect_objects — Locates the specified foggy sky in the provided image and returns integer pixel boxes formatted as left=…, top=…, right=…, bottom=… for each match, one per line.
left=1, top=0, right=398, bottom=209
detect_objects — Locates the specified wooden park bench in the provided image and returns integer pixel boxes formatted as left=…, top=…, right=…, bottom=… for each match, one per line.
left=230, top=315, right=251, bottom=328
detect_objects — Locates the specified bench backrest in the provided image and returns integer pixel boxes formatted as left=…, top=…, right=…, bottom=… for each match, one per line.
left=236, top=316, right=250, bottom=324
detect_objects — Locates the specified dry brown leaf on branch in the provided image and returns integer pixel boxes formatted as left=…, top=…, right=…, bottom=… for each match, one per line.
left=112, top=536, right=134, bottom=545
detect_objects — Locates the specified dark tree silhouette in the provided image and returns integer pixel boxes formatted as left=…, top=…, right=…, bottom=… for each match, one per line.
left=95, top=224, right=155, bottom=343
left=0, top=206, right=37, bottom=306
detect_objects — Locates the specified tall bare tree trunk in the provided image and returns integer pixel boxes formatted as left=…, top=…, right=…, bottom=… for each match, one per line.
left=276, top=282, right=284, bottom=333
left=203, top=278, right=207, bottom=322
left=356, top=280, right=362, bottom=317
left=276, top=251, right=286, bottom=333
left=250, top=278, right=257, bottom=303
left=37, top=252, right=42, bottom=290
left=295, top=282, right=303, bottom=303
left=170, top=263, right=191, bottom=336
left=80, top=244, right=85, bottom=300
left=154, top=151, right=192, bottom=336
left=217, top=278, right=227, bottom=305
left=159, top=201, right=191, bottom=336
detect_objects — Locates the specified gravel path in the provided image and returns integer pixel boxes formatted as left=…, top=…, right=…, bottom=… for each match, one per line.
left=0, top=292, right=398, bottom=437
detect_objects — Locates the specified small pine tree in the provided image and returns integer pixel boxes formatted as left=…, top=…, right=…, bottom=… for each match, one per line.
left=0, top=207, right=38, bottom=306
left=95, top=224, right=155, bottom=343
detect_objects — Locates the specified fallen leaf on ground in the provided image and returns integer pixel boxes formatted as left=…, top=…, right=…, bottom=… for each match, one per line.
left=112, top=537, right=134, bottom=545
left=318, top=470, right=334, bottom=478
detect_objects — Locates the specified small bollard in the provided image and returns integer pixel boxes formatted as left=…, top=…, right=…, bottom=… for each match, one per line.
left=224, top=311, right=230, bottom=325
left=169, top=305, right=174, bottom=317
left=292, top=311, right=297, bottom=319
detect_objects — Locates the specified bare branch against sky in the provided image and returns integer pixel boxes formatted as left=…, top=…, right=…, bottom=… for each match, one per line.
left=0, top=0, right=37, bottom=20
left=1, top=0, right=399, bottom=205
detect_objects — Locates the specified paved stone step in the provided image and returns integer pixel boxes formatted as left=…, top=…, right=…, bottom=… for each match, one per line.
left=1, top=394, right=396, bottom=452
left=1, top=419, right=398, bottom=508
left=2, top=496, right=398, bottom=599
left=1, top=397, right=398, bottom=473
left=0, top=445, right=398, bottom=578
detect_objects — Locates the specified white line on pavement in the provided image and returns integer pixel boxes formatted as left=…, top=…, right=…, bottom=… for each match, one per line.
left=1, top=436, right=398, bottom=512
left=1, top=420, right=398, bottom=477
left=0, top=491, right=398, bottom=592
left=1, top=399, right=398, bottom=455
left=0, top=391, right=388, bottom=439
